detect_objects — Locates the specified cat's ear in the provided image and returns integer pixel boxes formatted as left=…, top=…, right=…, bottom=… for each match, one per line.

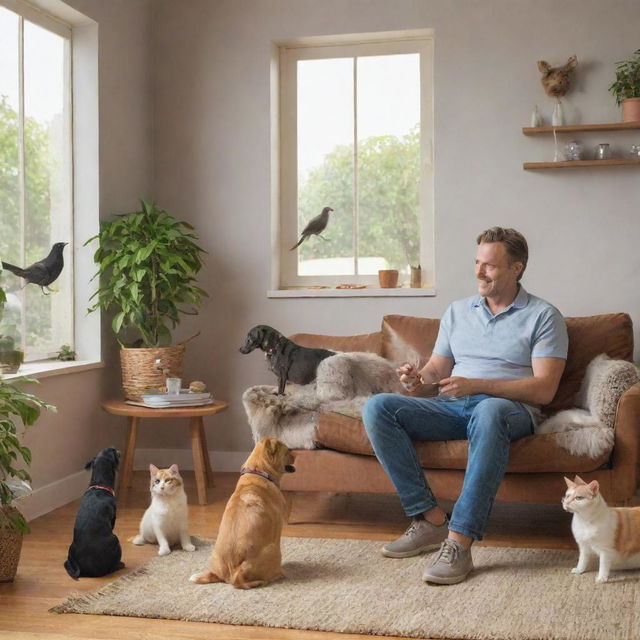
left=169, top=464, right=179, bottom=474
left=587, top=480, right=600, bottom=495
left=564, top=476, right=575, bottom=488
left=574, top=475, right=586, bottom=485
left=149, top=464, right=159, bottom=475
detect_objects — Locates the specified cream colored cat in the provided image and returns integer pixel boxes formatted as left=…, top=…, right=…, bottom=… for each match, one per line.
left=133, top=464, right=195, bottom=556
left=563, top=475, right=640, bottom=583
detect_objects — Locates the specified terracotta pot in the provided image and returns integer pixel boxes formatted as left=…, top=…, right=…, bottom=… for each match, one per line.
left=622, top=97, right=640, bottom=122
left=378, top=269, right=399, bottom=288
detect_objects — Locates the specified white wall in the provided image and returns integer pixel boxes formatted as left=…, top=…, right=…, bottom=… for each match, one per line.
left=20, top=0, right=153, bottom=519
left=149, top=0, right=640, bottom=455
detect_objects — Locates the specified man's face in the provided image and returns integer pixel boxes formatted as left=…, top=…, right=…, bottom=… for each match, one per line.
left=475, top=242, right=522, bottom=299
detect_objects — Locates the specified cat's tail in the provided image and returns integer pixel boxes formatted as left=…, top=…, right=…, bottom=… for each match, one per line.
left=64, top=555, right=81, bottom=580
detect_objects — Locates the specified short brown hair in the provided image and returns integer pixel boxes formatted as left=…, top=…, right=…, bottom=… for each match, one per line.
left=476, top=227, right=528, bottom=281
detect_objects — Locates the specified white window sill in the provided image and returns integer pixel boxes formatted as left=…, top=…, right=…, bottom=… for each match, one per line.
left=2, top=359, right=104, bottom=381
left=268, top=287, right=436, bottom=298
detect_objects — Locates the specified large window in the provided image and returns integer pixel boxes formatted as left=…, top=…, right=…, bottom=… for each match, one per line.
left=278, top=31, right=434, bottom=289
left=0, top=2, right=73, bottom=360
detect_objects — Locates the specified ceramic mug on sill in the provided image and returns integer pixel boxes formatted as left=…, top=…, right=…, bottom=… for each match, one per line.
left=378, top=269, right=399, bottom=288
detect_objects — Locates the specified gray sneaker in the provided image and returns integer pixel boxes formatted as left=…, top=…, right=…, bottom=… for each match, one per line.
left=381, top=517, right=448, bottom=558
left=422, top=539, right=474, bottom=584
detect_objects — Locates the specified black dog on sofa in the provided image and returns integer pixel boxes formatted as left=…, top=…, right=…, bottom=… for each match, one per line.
left=64, top=447, right=124, bottom=579
left=239, top=324, right=335, bottom=395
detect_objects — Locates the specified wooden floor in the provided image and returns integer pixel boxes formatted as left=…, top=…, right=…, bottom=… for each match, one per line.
left=0, top=470, right=580, bottom=640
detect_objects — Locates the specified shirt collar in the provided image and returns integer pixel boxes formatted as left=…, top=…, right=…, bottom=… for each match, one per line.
left=471, top=285, right=529, bottom=314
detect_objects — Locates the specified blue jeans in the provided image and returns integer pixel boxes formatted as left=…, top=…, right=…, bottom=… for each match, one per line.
left=361, top=393, right=534, bottom=540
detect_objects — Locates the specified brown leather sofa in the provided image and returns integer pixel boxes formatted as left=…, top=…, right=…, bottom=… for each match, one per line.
left=281, top=313, right=640, bottom=506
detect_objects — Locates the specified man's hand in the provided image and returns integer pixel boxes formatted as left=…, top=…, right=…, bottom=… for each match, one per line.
left=396, top=363, right=423, bottom=391
left=436, top=376, right=477, bottom=398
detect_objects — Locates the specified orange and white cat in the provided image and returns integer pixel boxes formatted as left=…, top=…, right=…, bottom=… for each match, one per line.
left=133, top=464, right=195, bottom=556
left=563, top=475, right=640, bottom=583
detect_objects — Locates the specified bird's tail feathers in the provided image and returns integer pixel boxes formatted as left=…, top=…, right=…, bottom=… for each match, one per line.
left=289, top=236, right=306, bottom=251
left=0, top=261, right=25, bottom=278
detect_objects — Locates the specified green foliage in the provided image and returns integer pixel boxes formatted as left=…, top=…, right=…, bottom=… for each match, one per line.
left=609, top=49, right=640, bottom=106
left=0, top=375, right=55, bottom=532
left=297, top=126, right=420, bottom=270
left=55, top=344, right=75, bottom=361
left=86, top=201, right=208, bottom=347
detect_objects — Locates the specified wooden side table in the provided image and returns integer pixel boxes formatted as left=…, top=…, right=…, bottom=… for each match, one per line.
left=101, top=399, right=229, bottom=505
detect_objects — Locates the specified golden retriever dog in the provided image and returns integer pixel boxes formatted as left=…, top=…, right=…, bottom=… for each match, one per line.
left=189, top=437, right=295, bottom=589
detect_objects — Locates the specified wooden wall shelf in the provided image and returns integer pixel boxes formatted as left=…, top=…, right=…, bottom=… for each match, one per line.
left=524, top=159, right=640, bottom=170
left=523, top=122, right=640, bottom=135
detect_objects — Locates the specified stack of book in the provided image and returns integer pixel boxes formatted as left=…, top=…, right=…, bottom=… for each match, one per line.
left=128, top=391, right=214, bottom=408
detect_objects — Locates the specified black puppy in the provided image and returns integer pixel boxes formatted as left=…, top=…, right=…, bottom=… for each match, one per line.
left=64, top=447, right=124, bottom=579
left=240, top=324, right=335, bottom=395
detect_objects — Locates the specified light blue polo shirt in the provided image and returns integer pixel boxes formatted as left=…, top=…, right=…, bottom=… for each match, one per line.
left=433, top=286, right=568, bottom=420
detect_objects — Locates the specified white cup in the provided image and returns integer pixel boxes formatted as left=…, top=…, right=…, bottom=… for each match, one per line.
left=166, top=377, right=182, bottom=395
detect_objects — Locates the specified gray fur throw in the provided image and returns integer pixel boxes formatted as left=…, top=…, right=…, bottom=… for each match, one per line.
left=243, top=352, right=402, bottom=449
left=536, top=354, right=640, bottom=458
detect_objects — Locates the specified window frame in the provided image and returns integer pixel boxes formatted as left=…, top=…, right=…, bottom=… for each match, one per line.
left=277, top=30, right=434, bottom=290
left=0, top=0, right=101, bottom=370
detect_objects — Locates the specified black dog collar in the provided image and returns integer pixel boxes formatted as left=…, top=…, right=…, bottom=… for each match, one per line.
left=88, top=484, right=116, bottom=497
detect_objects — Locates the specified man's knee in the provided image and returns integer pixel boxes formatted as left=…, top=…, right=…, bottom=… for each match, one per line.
left=470, top=397, right=521, bottom=432
left=362, top=393, right=397, bottom=432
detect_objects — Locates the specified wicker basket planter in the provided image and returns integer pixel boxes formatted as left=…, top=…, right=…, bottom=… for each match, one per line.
left=0, top=507, right=24, bottom=583
left=120, top=345, right=185, bottom=401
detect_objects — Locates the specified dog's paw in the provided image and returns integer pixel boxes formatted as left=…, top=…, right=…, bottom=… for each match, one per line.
left=571, top=567, right=584, bottom=574
left=595, top=575, right=610, bottom=584
left=158, top=546, right=171, bottom=556
left=183, top=543, right=196, bottom=552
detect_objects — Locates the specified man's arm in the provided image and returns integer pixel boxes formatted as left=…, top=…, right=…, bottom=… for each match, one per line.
left=436, top=356, right=566, bottom=406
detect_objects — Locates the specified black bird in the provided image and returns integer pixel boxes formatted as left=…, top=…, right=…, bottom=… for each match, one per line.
left=1, top=242, right=68, bottom=294
left=290, top=207, right=334, bottom=251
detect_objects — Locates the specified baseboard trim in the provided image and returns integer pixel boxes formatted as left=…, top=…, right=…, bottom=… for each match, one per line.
left=21, top=469, right=89, bottom=523
left=21, top=449, right=251, bottom=522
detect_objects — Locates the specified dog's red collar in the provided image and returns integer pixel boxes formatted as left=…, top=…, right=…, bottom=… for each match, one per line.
left=240, top=467, right=278, bottom=486
left=88, top=484, right=116, bottom=497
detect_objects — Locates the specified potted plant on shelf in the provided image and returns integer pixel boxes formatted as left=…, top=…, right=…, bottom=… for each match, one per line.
left=0, top=370, right=55, bottom=581
left=609, top=48, right=640, bottom=122
left=85, top=200, right=207, bottom=400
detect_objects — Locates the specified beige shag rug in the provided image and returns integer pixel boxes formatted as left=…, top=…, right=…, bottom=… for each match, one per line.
left=51, top=536, right=640, bottom=640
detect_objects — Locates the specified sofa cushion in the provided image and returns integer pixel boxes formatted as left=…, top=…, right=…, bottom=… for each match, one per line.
left=290, top=331, right=383, bottom=355
left=545, top=313, right=634, bottom=414
left=314, top=412, right=610, bottom=473
left=381, top=315, right=440, bottom=367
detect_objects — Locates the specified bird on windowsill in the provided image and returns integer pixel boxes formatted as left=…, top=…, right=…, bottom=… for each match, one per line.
left=290, top=207, right=334, bottom=251
left=1, top=242, right=68, bottom=294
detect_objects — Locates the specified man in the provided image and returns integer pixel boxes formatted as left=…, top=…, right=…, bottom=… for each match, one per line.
left=362, top=227, right=568, bottom=584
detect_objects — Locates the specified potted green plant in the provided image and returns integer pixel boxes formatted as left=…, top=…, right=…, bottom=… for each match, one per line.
left=0, top=372, right=55, bottom=581
left=85, top=200, right=207, bottom=399
left=609, top=48, right=640, bottom=122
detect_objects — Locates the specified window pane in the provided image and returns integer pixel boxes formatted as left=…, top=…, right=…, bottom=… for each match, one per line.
left=22, top=20, right=72, bottom=357
left=357, top=54, right=420, bottom=275
left=297, top=58, right=354, bottom=276
left=0, top=8, right=22, bottom=354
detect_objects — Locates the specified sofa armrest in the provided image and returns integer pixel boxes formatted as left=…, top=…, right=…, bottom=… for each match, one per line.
left=611, top=382, right=640, bottom=496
